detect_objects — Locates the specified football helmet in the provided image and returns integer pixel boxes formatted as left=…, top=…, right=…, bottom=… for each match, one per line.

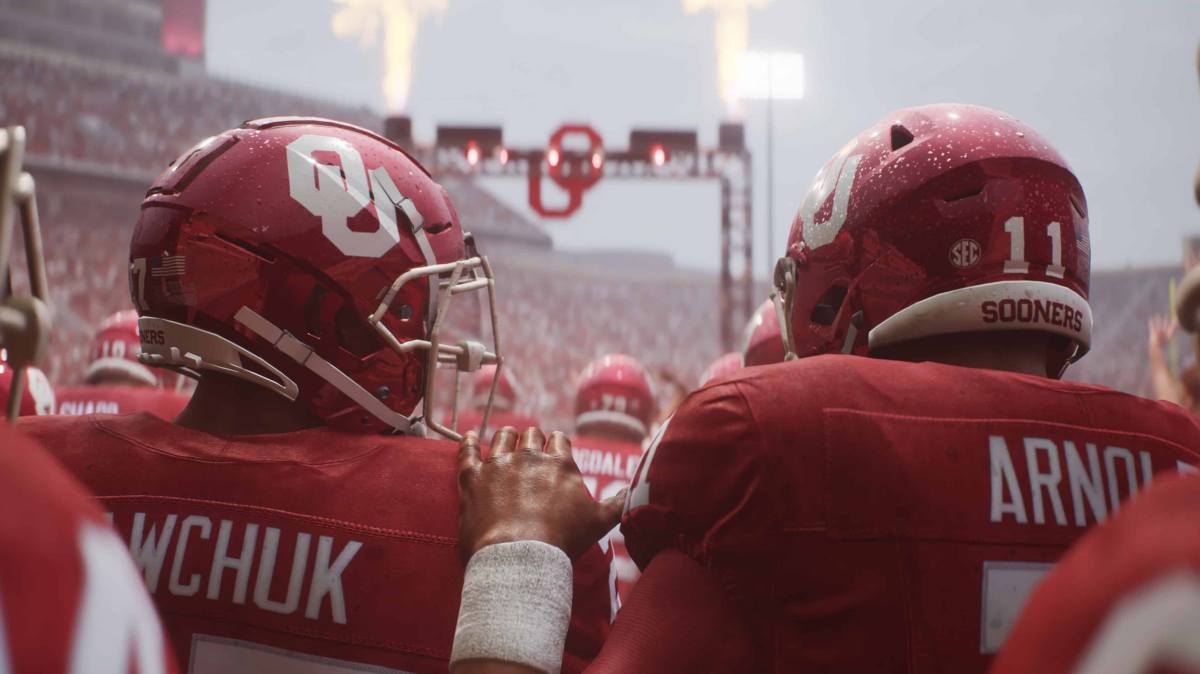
left=774, top=104, right=1090, bottom=377
left=0, top=126, right=51, bottom=421
left=0, top=352, right=54, bottom=416
left=85, top=310, right=160, bottom=387
left=470, top=363, right=518, bottom=410
left=741, top=298, right=786, bottom=367
left=130, top=117, right=500, bottom=437
left=699, top=351, right=742, bottom=386
left=574, top=354, right=656, bottom=439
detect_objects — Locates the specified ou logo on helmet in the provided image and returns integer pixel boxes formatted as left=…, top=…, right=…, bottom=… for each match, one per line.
left=286, top=134, right=415, bottom=258
left=798, top=151, right=864, bottom=249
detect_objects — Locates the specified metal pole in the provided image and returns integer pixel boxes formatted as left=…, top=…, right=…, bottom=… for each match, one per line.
left=765, top=53, right=775, bottom=279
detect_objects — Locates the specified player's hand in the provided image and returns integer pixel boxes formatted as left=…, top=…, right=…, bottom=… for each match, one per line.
left=1148, top=314, right=1178, bottom=353
left=457, top=426, right=624, bottom=561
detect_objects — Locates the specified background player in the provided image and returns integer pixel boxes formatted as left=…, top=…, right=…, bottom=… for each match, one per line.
left=448, top=104, right=1200, bottom=674
left=0, top=354, right=55, bottom=416
left=0, top=124, right=176, bottom=674
left=990, top=473, right=1200, bottom=674
left=454, top=363, right=538, bottom=435
left=697, top=351, right=741, bottom=386
left=569, top=354, right=657, bottom=604
left=21, top=117, right=613, bottom=674
left=740, top=297, right=785, bottom=367
left=54, top=309, right=190, bottom=418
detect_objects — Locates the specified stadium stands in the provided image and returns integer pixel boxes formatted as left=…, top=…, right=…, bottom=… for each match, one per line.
left=1, top=33, right=1183, bottom=428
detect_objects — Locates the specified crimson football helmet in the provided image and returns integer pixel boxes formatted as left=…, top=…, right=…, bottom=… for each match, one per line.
left=130, top=117, right=500, bottom=437
left=773, top=104, right=1091, bottom=377
left=470, top=363, right=518, bottom=411
left=0, top=351, right=54, bottom=416
left=0, top=125, right=51, bottom=421
left=574, top=354, right=656, bottom=440
left=84, top=310, right=160, bottom=387
left=699, top=352, right=741, bottom=387
left=741, top=298, right=786, bottom=367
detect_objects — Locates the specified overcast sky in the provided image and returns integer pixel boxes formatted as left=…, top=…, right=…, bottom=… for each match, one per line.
left=207, top=0, right=1200, bottom=276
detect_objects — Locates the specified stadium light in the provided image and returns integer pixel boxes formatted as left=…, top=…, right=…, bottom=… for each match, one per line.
left=436, top=125, right=504, bottom=166
left=630, top=129, right=698, bottom=158
left=735, top=51, right=805, bottom=101
left=650, top=144, right=667, bottom=167
left=735, top=50, right=804, bottom=278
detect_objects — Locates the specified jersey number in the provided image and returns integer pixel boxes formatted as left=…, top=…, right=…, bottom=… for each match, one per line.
left=1003, top=217, right=1065, bottom=279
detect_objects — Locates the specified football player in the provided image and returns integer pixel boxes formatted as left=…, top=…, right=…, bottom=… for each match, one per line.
left=570, top=354, right=656, bottom=604
left=697, top=351, right=741, bottom=387
left=0, top=355, right=55, bottom=416
left=0, top=125, right=176, bottom=673
left=54, top=310, right=191, bottom=418
left=20, top=118, right=611, bottom=673
left=740, top=297, right=785, bottom=367
left=454, top=363, right=538, bottom=435
left=991, top=472, right=1200, bottom=674
left=448, top=104, right=1200, bottom=673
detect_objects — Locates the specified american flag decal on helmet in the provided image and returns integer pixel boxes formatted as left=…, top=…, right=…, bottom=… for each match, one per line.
left=149, top=254, right=186, bottom=278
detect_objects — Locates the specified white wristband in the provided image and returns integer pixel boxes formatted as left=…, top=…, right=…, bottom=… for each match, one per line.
left=451, top=541, right=573, bottom=674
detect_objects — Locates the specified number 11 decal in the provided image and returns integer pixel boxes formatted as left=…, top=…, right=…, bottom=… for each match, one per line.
left=1003, top=217, right=1064, bottom=278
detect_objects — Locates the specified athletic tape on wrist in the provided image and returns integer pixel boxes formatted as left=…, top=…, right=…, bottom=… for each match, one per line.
left=451, top=541, right=573, bottom=673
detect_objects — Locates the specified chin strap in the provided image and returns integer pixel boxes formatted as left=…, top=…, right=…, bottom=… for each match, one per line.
left=233, top=306, right=415, bottom=434
left=139, top=315, right=299, bottom=401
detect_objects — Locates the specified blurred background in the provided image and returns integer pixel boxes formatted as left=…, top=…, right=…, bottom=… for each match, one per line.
left=1, top=0, right=1198, bottom=428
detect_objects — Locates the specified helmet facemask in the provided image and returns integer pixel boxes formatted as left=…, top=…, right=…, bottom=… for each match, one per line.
left=0, top=126, right=51, bottom=422
left=367, top=235, right=502, bottom=440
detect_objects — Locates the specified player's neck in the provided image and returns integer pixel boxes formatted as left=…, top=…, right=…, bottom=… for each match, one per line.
left=174, top=372, right=323, bottom=436
left=872, top=331, right=1052, bottom=378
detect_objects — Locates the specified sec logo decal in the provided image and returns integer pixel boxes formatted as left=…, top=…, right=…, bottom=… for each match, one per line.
left=949, top=238, right=981, bottom=269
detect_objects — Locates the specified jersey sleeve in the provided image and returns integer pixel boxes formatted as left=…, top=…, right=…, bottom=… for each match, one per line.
left=620, top=380, right=776, bottom=572
left=587, top=550, right=753, bottom=673
left=561, top=542, right=613, bottom=673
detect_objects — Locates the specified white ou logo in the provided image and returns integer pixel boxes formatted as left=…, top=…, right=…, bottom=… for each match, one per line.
left=949, top=238, right=982, bottom=269
left=286, top=134, right=409, bottom=258
left=798, top=151, right=863, bottom=250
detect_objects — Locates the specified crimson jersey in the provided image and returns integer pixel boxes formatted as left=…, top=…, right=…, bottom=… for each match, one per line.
left=572, top=434, right=645, bottom=605
left=621, top=355, right=1200, bottom=673
left=0, top=424, right=175, bottom=674
left=20, top=413, right=611, bottom=674
left=992, top=473, right=1200, bottom=674
left=55, top=385, right=190, bottom=420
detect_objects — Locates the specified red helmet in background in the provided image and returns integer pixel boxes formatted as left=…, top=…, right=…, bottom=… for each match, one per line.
left=470, top=363, right=518, bottom=411
left=84, top=310, right=159, bottom=387
left=741, top=298, right=786, bottom=367
left=775, top=103, right=1090, bottom=377
left=131, top=117, right=499, bottom=437
left=699, top=352, right=742, bottom=387
left=574, top=354, right=656, bottom=440
left=0, top=352, right=54, bottom=416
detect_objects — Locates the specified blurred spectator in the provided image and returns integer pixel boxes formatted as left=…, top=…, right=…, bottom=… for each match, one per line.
left=1148, top=315, right=1179, bottom=402
left=1146, top=315, right=1199, bottom=413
